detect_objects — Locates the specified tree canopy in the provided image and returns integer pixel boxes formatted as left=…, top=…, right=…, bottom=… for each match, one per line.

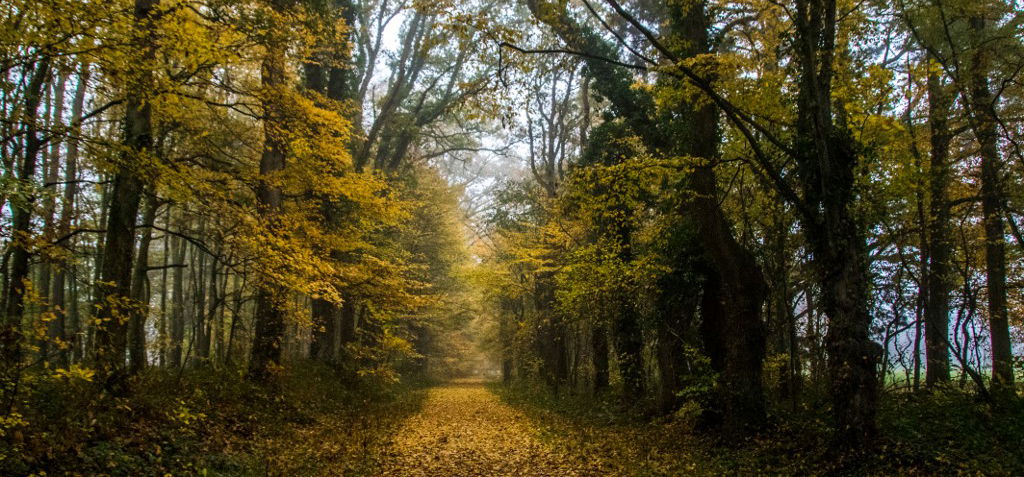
left=0, top=0, right=1022, bottom=474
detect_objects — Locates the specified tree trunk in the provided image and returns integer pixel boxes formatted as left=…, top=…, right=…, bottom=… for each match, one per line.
left=1, top=58, right=51, bottom=380
left=690, top=135, right=767, bottom=432
left=664, top=0, right=768, bottom=430
left=39, top=73, right=67, bottom=365
left=968, top=17, right=1013, bottom=397
left=338, top=295, right=357, bottom=355
left=199, top=243, right=218, bottom=362
left=654, top=292, right=696, bottom=411
left=157, top=207, right=170, bottom=367
left=310, top=0, right=359, bottom=365
left=815, top=224, right=879, bottom=443
left=128, top=196, right=158, bottom=373
left=92, top=175, right=145, bottom=379
left=225, top=272, right=244, bottom=365
left=535, top=272, right=569, bottom=391
left=924, top=65, right=952, bottom=386
left=168, top=231, right=186, bottom=368
left=310, top=297, right=337, bottom=361
left=93, top=0, right=156, bottom=383
left=592, top=321, right=609, bottom=393
left=794, top=0, right=880, bottom=444
left=86, top=178, right=111, bottom=359
left=249, top=0, right=290, bottom=379
left=52, top=65, right=89, bottom=369
left=214, top=259, right=228, bottom=364
left=190, top=222, right=208, bottom=365
left=611, top=270, right=644, bottom=400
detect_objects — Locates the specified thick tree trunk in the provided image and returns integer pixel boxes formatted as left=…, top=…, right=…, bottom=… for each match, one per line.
left=249, top=1, right=289, bottom=379
left=654, top=291, right=696, bottom=411
left=310, top=297, right=337, bottom=361
left=689, top=136, right=767, bottom=431
left=611, top=278, right=644, bottom=401
left=976, top=100, right=1013, bottom=395
left=92, top=175, right=145, bottom=379
left=338, top=295, right=357, bottom=352
left=213, top=257, right=228, bottom=364
left=93, top=0, right=156, bottom=383
left=924, top=66, right=952, bottom=386
left=302, top=52, right=332, bottom=363
left=608, top=220, right=644, bottom=400
left=306, top=0, right=358, bottom=365
left=815, top=222, right=879, bottom=443
left=612, top=299, right=644, bottom=400
left=225, top=273, right=244, bottom=365
left=664, top=0, right=768, bottom=430
left=190, top=223, right=208, bottom=365
left=968, top=17, right=1013, bottom=397
left=794, top=0, right=880, bottom=444
left=198, top=244, right=218, bottom=362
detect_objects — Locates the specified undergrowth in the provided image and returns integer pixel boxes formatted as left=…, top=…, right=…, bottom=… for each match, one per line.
left=0, top=362, right=427, bottom=476
left=494, top=382, right=1024, bottom=476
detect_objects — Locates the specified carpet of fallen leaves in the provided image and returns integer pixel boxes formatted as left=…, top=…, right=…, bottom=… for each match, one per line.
left=375, top=379, right=605, bottom=476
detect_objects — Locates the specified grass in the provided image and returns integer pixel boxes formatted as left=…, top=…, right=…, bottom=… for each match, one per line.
left=493, top=382, right=1024, bottom=476
left=0, top=362, right=427, bottom=476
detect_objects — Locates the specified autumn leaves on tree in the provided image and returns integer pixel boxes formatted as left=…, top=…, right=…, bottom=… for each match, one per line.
left=0, top=0, right=1022, bottom=472
left=489, top=0, right=1022, bottom=446
left=0, top=0, right=492, bottom=402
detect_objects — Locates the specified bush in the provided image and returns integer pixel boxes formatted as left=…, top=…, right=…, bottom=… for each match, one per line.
left=0, top=362, right=425, bottom=476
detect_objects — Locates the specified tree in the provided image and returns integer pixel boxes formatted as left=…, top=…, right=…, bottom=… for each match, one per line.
left=92, top=0, right=156, bottom=384
left=248, top=0, right=294, bottom=380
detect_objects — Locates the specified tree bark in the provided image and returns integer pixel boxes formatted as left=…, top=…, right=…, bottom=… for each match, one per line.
left=93, top=0, right=156, bottom=383
left=39, top=73, right=67, bottom=364
left=662, top=0, right=768, bottom=430
left=968, top=16, right=1014, bottom=397
left=168, top=230, right=186, bottom=368
left=654, top=290, right=696, bottom=411
left=249, top=0, right=290, bottom=380
left=53, top=65, right=88, bottom=369
left=535, top=271, right=569, bottom=391
left=128, top=196, right=158, bottom=373
left=309, top=0, right=358, bottom=364
left=793, top=0, right=880, bottom=444
left=1, top=58, right=51, bottom=380
left=924, top=65, right=952, bottom=386
left=198, top=242, right=218, bottom=362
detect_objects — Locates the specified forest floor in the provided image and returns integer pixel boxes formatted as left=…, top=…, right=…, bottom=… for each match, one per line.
left=375, top=379, right=601, bottom=476
left=6, top=370, right=1023, bottom=475
left=490, top=382, right=1024, bottom=476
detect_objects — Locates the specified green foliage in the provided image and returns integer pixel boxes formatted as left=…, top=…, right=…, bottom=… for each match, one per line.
left=876, top=390, right=1024, bottom=474
left=493, top=383, right=1024, bottom=475
left=0, top=365, right=427, bottom=476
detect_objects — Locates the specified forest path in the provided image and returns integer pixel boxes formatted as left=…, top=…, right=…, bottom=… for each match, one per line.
left=374, top=379, right=599, bottom=476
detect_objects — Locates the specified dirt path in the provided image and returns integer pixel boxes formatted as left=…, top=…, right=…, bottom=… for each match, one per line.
left=375, top=380, right=599, bottom=476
